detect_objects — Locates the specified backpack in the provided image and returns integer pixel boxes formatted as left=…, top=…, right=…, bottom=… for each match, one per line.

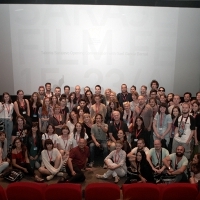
left=2, top=169, right=24, bottom=182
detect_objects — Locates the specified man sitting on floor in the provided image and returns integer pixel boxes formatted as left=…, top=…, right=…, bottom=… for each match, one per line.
left=162, top=145, right=188, bottom=182
left=58, top=138, right=92, bottom=183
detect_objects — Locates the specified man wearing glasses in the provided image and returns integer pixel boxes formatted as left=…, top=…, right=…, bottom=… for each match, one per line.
left=163, top=146, right=188, bottom=182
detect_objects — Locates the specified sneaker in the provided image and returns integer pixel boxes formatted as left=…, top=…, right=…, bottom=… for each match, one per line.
left=57, top=172, right=64, bottom=177
left=46, top=175, right=54, bottom=181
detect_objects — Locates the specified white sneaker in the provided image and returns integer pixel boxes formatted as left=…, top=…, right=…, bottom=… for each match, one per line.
left=57, top=172, right=64, bottom=177
left=46, top=175, right=54, bottom=181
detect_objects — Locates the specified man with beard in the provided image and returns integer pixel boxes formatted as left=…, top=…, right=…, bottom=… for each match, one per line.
left=132, top=95, right=153, bottom=148
left=163, top=146, right=188, bottom=182
left=172, top=103, right=195, bottom=159
left=117, top=84, right=132, bottom=107
left=127, top=139, right=149, bottom=158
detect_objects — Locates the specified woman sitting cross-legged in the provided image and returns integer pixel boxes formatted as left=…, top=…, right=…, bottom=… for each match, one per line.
left=0, top=132, right=9, bottom=173
left=96, top=140, right=127, bottom=183
left=11, top=138, right=43, bottom=182
left=190, top=153, right=200, bottom=184
left=38, top=139, right=63, bottom=181
left=135, top=150, right=154, bottom=183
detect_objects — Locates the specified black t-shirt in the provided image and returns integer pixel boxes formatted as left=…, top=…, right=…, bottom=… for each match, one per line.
left=108, top=121, right=128, bottom=140
left=195, top=114, right=200, bottom=141
left=12, top=124, right=30, bottom=143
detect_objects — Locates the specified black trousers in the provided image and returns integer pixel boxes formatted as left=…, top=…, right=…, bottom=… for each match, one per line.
left=14, top=162, right=35, bottom=176
left=65, top=164, right=85, bottom=183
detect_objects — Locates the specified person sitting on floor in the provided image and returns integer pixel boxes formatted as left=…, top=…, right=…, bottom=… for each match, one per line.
left=59, top=138, right=91, bottom=183
left=162, top=145, right=188, bottom=182
left=38, top=139, right=63, bottom=181
left=127, top=138, right=149, bottom=159
left=96, top=140, right=127, bottom=183
left=124, top=153, right=139, bottom=184
left=135, top=150, right=155, bottom=183
left=12, top=138, right=43, bottom=182
left=146, top=139, right=169, bottom=182
left=0, top=132, right=9, bottom=173
left=190, top=153, right=200, bottom=184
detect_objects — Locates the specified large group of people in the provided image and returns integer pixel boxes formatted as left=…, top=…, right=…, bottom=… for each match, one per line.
left=0, top=80, right=200, bottom=184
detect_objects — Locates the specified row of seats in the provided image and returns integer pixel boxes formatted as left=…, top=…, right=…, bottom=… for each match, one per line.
left=0, top=182, right=200, bottom=200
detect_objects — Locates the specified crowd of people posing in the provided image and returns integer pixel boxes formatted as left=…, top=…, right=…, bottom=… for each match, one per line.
left=0, top=80, right=200, bottom=184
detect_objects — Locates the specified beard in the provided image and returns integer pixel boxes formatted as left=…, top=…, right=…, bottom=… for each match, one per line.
left=176, top=152, right=184, bottom=157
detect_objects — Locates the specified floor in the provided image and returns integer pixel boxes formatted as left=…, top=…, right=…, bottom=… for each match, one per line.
left=0, top=165, right=125, bottom=199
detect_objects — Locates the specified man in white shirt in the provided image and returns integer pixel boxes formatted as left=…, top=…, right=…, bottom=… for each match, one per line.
left=127, top=139, right=149, bottom=158
left=172, top=103, right=195, bottom=159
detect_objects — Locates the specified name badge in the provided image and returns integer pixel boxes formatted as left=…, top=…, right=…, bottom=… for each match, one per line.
left=23, top=111, right=26, bottom=114
left=33, top=114, right=37, bottom=117
left=159, top=128, right=163, bottom=131
left=134, top=139, right=138, bottom=142
left=33, top=147, right=38, bottom=151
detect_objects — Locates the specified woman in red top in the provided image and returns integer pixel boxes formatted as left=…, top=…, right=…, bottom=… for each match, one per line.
left=12, top=138, right=43, bottom=182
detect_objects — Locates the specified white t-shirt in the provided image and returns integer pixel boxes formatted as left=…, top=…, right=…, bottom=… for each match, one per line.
left=42, top=133, right=58, bottom=144
left=174, top=115, right=195, bottom=143
left=66, top=121, right=75, bottom=133
left=0, top=103, right=14, bottom=119
left=57, top=136, right=73, bottom=151
left=70, top=132, right=88, bottom=148
left=130, top=147, right=149, bottom=155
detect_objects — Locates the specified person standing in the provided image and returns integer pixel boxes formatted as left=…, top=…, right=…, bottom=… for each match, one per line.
left=132, top=95, right=153, bottom=148
left=117, top=84, right=132, bottom=107
left=0, top=92, right=14, bottom=148
left=172, top=103, right=195, bottom=159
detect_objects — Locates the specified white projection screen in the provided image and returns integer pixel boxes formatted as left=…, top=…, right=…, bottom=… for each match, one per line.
left=0, top=4, right=200, bottom=95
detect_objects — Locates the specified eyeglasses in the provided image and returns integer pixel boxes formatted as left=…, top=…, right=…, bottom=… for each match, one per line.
left=159, top=90, right=165, bottom=92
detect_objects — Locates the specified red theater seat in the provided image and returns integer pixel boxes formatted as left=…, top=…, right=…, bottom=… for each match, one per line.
left=122, top=183, right=160, bottom=200
left=161, top=183, right=198, bottom=200
left=6, top=182, right=47, bottom=200
left=85, top=183, right=120, bottom=200
left=45, top=183, right=82, bottom=200
left=0, top=185, right=7, bottom=200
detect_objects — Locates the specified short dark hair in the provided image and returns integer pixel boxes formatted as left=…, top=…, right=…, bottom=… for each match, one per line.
left=95, top=85, right=101, bottom=90
left=45, top=82, right=51, bottom=87
left=150, top=79, right=159, bottom=88
left=150, top=89, right=157, bottom=95
left=184, top=92, right=192, bottom=98
left=158, top=87, right=165, bottom=92
left=64, top=85, right=70, bottom=90
left=44, top=139, right=53, bottom=150
left=158, top=103, right=169, bottom=114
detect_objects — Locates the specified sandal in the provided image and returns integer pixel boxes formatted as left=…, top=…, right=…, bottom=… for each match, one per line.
left=35, top=175, right=44, bottom=182
left=96, top=174, right=106, bottom=179
left=114, top=176, right=120, bottom=183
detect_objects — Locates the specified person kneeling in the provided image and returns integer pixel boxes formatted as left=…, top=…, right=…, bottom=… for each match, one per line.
left=38, top=139, right=63, bottom=181
left=96, top=140, right=127, bottom=183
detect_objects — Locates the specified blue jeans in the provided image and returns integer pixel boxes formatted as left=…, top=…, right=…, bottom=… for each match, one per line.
left=3, top=118, right=13, bottom=148
left=89, top=140, right=108, bottom=163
